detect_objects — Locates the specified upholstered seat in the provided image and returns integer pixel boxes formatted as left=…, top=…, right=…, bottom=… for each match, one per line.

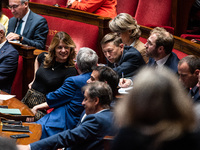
left=11, top=55, right=23, bottom=100
left=135, top=0, right=173, bottom=34
left=42, top=15, right=99, bottom=54
left=116, top=0, right=139, bottom=17
left=181, top=34, right=200, bottom=41
left=2, top=8, right=13, bottom=18
left=29, top=0, right=68, bottom=7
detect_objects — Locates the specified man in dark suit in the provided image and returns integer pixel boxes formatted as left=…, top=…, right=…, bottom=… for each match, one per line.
left=119, top=27, right=180, bottom=88
left=101, top=32, right=145, bottom=78
left=17, top=81, right=115, bottom=150
left=6, top=0, right=48, bottom=49
left=25, top=48, right=99, bottom=139
left=145, top=27, right=179, bottom=73
left=0, top=23, right=18, bottom=93
left=178, top=55, right=200, bottom=102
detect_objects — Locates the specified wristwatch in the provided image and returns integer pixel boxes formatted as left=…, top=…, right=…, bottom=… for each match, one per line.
left=19, top=34, right=22, bottom=42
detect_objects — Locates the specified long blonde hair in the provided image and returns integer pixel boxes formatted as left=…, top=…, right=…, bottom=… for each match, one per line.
left=43, top=31, right=76, bottom=68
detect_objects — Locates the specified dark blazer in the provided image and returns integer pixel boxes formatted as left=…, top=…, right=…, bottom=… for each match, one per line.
left=7, top=10, right=49, bottom=49
left=31, top=109, right=114, bottom=150
left=0, top=41, right=18, bottom=93
left=36, top=72, right=91, bottom=139
left=148, top=52, right=180, bottom=73
left=112, top=126, right=200, bottom=150
left=108, top=46, right=145, bottom=78
left=189, top=86, right=200, bottom=102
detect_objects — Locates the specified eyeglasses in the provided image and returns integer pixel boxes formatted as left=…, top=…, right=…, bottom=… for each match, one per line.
left=8, top=4, right=20, bottom=9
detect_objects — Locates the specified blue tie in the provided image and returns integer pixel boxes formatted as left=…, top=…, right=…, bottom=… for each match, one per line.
left=16, top=19, right=23, bottom=35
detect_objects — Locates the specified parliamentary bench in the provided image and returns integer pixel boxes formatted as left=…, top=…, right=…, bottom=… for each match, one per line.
left=2, top=2, right=200, bottom=100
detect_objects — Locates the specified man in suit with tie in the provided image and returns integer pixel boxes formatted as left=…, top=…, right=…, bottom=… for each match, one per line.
left=6, top=0, right=48, bottom=49
left=101, top=32, right=145, bottom=78
left=119, top=27, right=180, bottom=88
left=145, top=27, right=179, bottom=73
left=0, top=23, right=18, bottom=93
left=17, top=81, right=115, bottom=150
left=178, top=55, right=200, bottom=102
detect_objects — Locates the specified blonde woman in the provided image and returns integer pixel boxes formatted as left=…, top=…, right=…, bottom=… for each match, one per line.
left=109, top=13, right=148, bottom=63
left=22, top=31, right=77, bottom=121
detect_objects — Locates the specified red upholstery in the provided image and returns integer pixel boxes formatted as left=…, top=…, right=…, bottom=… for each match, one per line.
left=180, top=34, right=200, bottom=40
left=116, top=0, right=139, bottom=17
left=42, top=15, right=99, bottom=55
left=47, top=108, right=54, bottom=114
left=172, top=49, right=188, bottom=60
left=135, top=0, right=172, bottom=27
left=2, top=8, right=13, bottom=18
left=30, top=0, right=68, bottom=7
left=11, top=55, right=23, bottom=100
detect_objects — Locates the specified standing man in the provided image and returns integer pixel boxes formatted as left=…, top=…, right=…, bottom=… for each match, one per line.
left=145, top=27, right=179, bottom=73
left=178, top=55, right=200, bottom=102
left=17, top=81, right=115, bottom=150
left=6, top=0, right=48, bottom=49
left=101, top=32, right=145, bottom=78
left=0, top=23, right=18, bottom=93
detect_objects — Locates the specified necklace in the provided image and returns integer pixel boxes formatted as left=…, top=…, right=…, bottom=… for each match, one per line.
left=51, top=62, right=65, bottom=71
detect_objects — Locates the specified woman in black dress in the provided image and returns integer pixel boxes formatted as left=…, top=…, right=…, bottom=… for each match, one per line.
left=22, top=31, right=77, bottom=121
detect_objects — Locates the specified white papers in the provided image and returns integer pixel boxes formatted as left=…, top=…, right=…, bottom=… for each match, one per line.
left=0, top=94, right=15, bottom=100
left=0, top=108, right=21, bottom=115
left=118, top=87, right=133, bottom=94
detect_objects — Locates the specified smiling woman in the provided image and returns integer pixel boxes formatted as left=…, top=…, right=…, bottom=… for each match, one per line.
left=21, top=31, right=78, bottom=121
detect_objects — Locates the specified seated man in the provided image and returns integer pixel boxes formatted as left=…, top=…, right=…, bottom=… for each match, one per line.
left=67, top=0, right=117, bottom=18
left=28, top=47, right=98, bottom=139
left=0, top=23, right=18, bottom=93
left=119, top=27, right=180, bottom=88
left=178, top=55, right=200, bottom=102
left=87, top=66, right=119, bottom=97
left=17, top=81, right=115, bottom=150
left=87, top=65, right=119, bottom=109
left=101, top=32, right=145, bottom=78
left=6, top=0, right=48, bottom=49
left=145, top=27, right=179, bottom=73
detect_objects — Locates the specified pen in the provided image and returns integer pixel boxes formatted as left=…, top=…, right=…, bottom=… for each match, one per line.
left=122, top=72, right=124, bottom=79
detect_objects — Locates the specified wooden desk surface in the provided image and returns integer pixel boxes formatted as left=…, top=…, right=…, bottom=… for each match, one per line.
left=0, top=91, right=34, bottom=121
left=0, top=122, right=42, bottom=145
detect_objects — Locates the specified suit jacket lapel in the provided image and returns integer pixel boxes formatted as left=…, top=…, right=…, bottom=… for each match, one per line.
left=23, top=11, right=33, bottom=36
left=10, top=18, right=18, bottom=33
left=0, top=41, right=9, bottom=56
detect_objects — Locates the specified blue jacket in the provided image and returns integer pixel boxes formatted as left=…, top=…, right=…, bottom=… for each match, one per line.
left=108, top=46, right=145, bottom=78
left=0, top=41, right=18, bottom=93
left=36, top=72, right=91, bottom=139
left=7, top=10, right=48, bottom=49
left=31, top=109, right=114, bottom=150
left=148, top=52, right=180, bottom=73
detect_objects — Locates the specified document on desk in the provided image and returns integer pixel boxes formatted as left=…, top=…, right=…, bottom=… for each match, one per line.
left=0, top=108, right=21, bottom=115
left=118, top=87, right=133, bottom=94
left=0, top=94, right=15, bottom=100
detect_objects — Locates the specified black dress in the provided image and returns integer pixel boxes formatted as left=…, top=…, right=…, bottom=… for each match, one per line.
left=22, top=52, right=77, bottom=120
